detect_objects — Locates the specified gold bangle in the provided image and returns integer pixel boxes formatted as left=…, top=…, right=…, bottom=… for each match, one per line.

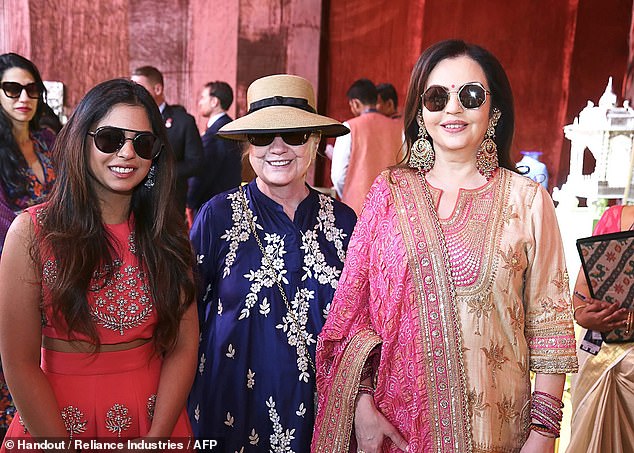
left=573, top=304, right=587, bottom=322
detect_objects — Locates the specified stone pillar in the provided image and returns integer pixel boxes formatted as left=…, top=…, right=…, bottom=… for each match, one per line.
left=624, top=1, right=634, bottom=103
left=36, top=0, right=130, bottom=108
left=188, top=0, right=240, bottom=126
left=0, top=0, right=31, bottom=56
left=128, top=0, right=189, bottom=108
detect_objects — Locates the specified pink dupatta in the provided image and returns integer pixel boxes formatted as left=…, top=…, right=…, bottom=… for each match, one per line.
left=313, top=168, right=472, bottom=452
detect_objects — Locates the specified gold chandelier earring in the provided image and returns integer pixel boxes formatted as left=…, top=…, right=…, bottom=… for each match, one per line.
left=476, top=107, right=502, bottom=180
left=409, top=107, right=435, bottom=173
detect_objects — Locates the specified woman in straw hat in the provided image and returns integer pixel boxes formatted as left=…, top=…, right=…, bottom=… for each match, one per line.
left=186, top=74, right=356, bottom=451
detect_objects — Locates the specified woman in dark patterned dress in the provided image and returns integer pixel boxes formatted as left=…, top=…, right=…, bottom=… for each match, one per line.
left=0, top=53, right=56, bottom=437
left=187, top=74, right=356, bottom=452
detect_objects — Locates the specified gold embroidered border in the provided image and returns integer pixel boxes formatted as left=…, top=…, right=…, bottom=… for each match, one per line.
left=313, top=328, right=382, bottom=452
left=389, top=168, right=472, bottom=453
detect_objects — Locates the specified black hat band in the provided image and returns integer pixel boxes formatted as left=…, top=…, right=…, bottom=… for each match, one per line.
left=248, top=96, right=316, bottom=114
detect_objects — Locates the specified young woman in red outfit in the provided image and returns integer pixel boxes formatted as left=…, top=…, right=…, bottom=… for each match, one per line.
left=0, top=79, right=197, bottom=447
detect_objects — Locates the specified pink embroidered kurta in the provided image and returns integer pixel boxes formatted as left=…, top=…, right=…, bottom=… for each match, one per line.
left=313, top=168, right=578, bottom=453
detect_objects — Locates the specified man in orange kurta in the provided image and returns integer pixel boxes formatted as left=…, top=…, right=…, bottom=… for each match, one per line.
left=331, top=79, right=403, bottom=215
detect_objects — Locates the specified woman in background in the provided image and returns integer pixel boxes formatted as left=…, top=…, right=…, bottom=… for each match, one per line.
left=567, top=204, right=634, bottom=452
left=0, top=52, right=55, bottom=438
left=0, top=79, right=196, bottom=445
left=0, top=53, right=55, bottom=221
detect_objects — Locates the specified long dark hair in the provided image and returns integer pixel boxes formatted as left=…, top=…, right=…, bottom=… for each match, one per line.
left=0, top=53, right=48, bottom=203
left=38, top=78, right=196, bottom=355
left=402, top=40, right=516, bottom=172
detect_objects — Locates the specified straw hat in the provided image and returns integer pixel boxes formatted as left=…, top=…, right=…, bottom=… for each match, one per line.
left=217, top=74, right=349, bottom=140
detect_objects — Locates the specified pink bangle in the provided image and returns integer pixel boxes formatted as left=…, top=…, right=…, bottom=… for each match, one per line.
left=532, top=391, right=564, bottom=407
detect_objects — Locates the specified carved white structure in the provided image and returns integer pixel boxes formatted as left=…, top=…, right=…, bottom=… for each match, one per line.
left=559, top=77, right=634, bottom=205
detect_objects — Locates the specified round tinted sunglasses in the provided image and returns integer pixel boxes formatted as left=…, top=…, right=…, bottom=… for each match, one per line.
left=1, top=81, right=40, bottom=99
left=422, top=82, right=490, bottom=112
left=88, top=126, right=162, bottom=160
left=247, top=131, right=314, bottom=147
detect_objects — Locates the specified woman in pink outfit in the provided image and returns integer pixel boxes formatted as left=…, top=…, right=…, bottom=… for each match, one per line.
left=312, top=40, right=578, bottom=453
left=0, top=79, right=197, bottom=448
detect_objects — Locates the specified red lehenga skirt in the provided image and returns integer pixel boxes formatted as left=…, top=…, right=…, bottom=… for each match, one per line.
left=1, top=342, right=192, bottom=450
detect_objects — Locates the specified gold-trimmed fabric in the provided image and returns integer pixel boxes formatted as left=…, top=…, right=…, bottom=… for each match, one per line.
left=390, top=168, right=472, bottom=452
left=313, top=329, right=381, bottom=452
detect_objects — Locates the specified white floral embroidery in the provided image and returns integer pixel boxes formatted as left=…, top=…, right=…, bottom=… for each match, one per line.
left=194, top=404, right=200, bottom=422
left=223, top=190, right=347, bottom=324
left=198, top=353, right=206, bottom=375
left=249, top=428, right=259, bottom=445
left=300, top=195, right=348, bottom=289
left=220, top=191, right=261, bottom=278
left=296, top=403, right=306, bottom=418
left=197, top=254, right=204, bottom=265
left=322, top=302, right=331, bottom=319
left=266, top=397, right=295, bottom=453
left=203, top=283, right=212, bottom=303
left=259, top=297, right=271, bottom=316
left=240, top=233, right=288, bottom=320
left=276, top=288, right=316, bottom=382
left=224, top=412, right=234, bottom=427
left=300, top=230, right=341, bottom=289
left=246, top=369, right=255, bottom=389
left=218, top=298, right=223, bottom=316
left=315, top=194, right=348, bottom=262
left=226, top=343, right=236, bottom=358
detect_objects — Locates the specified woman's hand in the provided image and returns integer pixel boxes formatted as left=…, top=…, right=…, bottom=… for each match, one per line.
left=574, top=299, right=628, bottom=332
left=519, top=429, right=556, bottom=453
left=353, top=393, right=408, bottom=453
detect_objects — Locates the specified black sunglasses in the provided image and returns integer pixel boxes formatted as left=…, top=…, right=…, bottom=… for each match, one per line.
left=247, top=131, right=314, bottom=147
left=422, top=82, right=490, bottom=112
left=88, top=126, right=162, bottom=160
left=1, top=81, right=40, bottom=99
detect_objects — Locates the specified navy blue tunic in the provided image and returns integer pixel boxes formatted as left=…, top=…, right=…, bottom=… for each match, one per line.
left=187, top=180, right=356, bottom=452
